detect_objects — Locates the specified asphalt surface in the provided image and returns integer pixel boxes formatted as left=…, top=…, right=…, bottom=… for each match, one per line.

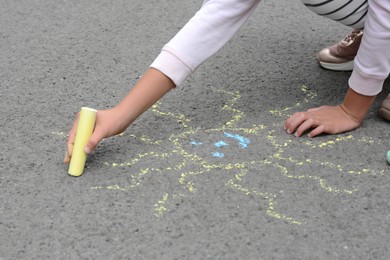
left=1, top=0, right=390, bottom=259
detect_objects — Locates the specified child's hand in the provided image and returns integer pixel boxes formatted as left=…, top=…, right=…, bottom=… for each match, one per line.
left=284, top=105, right=361, bottom=138
left=284, top=88, right=376, bottom=138
left=63, top=108, right=127, bottom=163
left=63, top=69, right=175, bottom=164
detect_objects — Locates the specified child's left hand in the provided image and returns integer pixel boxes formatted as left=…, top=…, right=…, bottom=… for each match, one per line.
left=284, top=105, right=361, bottom=138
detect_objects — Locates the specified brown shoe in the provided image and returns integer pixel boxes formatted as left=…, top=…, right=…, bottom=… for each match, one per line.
left=378, top=94, right=390, bottom=121
left=317, top=30, right=363, bottom=71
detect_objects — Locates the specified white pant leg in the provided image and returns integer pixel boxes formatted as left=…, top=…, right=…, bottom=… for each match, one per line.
left=301, top=0, right=368, bottom=29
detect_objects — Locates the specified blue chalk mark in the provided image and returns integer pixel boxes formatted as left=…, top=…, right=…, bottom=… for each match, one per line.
left=224, top=132, right=250, bottom=148
left=214, top=141, right=228, bottom=148
left=212, top=152, right=225, bottom=158
left=190, top=141, right=203, bottom=146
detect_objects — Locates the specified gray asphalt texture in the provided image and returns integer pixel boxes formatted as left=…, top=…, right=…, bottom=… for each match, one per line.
left=1, top=0, right=390, bottom=259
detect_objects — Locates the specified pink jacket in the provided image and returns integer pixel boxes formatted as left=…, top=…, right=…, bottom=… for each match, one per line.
left=151, top=0, right=390, bottom=96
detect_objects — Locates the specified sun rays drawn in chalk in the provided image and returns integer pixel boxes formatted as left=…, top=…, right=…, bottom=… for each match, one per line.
left=93, top=86, right=386, bottom=224
left=53, top=85, right=385, bottom=225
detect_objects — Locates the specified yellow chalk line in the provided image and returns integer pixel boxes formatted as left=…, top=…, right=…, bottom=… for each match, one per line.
left=86, top=85, right=383, bottom=225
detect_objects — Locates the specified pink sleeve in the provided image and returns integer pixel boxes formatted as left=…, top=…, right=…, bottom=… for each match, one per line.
left=150, top=0, right=261, bottom=86
left=349, top=0, right=390, bottom=96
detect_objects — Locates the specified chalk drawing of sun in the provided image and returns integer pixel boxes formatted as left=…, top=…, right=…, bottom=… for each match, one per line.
left=54, top=86, right=385, bottom=225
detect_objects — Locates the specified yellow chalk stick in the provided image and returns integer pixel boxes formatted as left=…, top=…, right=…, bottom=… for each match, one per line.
left=68, top=107, right=97, bottom=177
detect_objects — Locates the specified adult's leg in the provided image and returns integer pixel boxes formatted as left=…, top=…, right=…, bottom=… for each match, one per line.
left=302, top=0, right=367, bottom=29
left=301, top=0, right=390, bottom=121
left=302, top=0, right=368, bottom=71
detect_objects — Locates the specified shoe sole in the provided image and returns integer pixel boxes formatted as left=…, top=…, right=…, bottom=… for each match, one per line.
left=318, top=60, right=354, bottom=71
left=378, top=107, right=390, bottom=122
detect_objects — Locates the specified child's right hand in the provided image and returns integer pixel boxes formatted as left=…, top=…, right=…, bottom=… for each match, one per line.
left=63, top=108, right=128, bottom=163
left=63, top=69, right=175, bottom=164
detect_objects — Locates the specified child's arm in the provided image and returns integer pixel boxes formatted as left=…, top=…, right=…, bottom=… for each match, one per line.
left=64, top=68, right=174, bottom=163
left=64, top=0, right=261, bottom=163
left=284, top=88, right=376, bottom=138
left=284, top=1, right=390, bottom=138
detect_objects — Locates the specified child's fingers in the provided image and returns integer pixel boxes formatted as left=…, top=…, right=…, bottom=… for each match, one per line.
left=64, top=113, right=80, bottom=163
left=307, top=107, right=321, bottom=113
left=308, top=125, right=325, bottom=138
left=294, top=117, right=315, bottom=137
left=284, top=112, right=308, bottom=134
left=85, top=126, right=106, bottom=155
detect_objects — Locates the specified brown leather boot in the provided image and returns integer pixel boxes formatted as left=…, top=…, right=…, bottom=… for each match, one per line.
left=317, top=30, right=363, bottom=71
left=378, top=94, right=390, bottom=121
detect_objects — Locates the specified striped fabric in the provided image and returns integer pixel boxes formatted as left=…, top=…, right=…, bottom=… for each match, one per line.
left=302, top=0, right=368, bottom=29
